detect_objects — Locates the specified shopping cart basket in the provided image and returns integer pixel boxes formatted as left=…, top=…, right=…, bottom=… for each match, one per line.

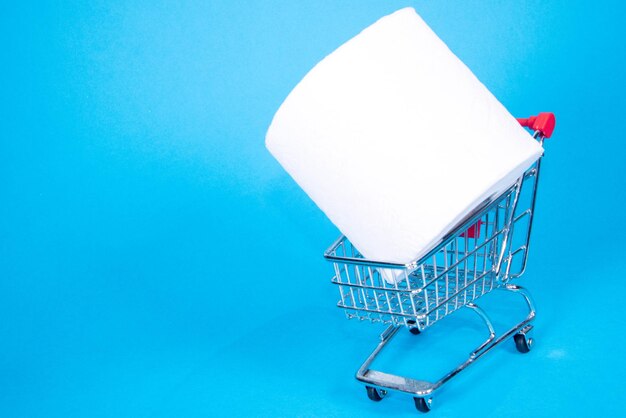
left=324, top=113, right=556, bottom=413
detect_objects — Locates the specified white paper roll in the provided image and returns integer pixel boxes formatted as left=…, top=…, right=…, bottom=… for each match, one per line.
left=266, top=7, right=543, bottom=277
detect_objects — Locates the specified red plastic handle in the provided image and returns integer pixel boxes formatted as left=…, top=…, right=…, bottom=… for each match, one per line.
left=517, top=112, right=556, bottom=138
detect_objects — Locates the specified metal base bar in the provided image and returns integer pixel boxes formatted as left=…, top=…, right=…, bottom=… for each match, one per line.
left=356, top=284, right=536, bottom=399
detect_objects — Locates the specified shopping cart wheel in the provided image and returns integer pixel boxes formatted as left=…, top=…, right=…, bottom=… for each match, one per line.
left=513, top=333, right=533, bottom=353
left=414, top=397, right=432, bottom=413
left=407, top=320, right=421, bottom=335
left=365, top=386, right=386, bottom=402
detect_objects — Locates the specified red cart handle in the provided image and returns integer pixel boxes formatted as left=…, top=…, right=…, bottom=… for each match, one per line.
left=517, top=112, right=556, bottom=138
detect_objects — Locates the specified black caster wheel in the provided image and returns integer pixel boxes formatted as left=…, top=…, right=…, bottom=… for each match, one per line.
left=407, top=320, right=421, bottom=335
left=414, top=397, right=432, bottom=413
left=365, top=386, right=386, bottom=402
left=514, top=333, right=533, bottom=353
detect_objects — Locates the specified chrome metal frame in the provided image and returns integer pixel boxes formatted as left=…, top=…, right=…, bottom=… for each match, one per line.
left=323, top=131, right=546, bottom=409
left=355, top=284, right=535, bottom=399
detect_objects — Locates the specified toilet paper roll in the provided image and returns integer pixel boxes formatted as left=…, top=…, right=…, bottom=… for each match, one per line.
left=265, top=7, right=543, bottom=281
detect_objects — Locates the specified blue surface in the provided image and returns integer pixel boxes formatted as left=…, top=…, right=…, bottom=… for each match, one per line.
left=1, top=1, right=625, bottom=417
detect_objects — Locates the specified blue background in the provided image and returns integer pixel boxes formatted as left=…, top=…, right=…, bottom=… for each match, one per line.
left=2, top=1, right=625, bottom=417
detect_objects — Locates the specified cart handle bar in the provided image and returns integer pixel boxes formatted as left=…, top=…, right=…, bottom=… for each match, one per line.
left=517, top=112, right=556, bottom=138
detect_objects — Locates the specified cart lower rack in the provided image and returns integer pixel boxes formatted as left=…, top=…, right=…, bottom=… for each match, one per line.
left=324, top=113, right=555, bottom=413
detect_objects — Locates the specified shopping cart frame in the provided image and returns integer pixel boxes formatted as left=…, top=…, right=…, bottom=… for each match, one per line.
left=323, top=113, right=555, bottom=413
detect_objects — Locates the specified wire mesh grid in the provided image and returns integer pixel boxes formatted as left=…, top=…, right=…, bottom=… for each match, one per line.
left=327, top=167, right=538, bottom=331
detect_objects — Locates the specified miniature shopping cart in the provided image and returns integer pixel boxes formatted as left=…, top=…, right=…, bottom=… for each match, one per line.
left=324, top=113, right=556, bottom=413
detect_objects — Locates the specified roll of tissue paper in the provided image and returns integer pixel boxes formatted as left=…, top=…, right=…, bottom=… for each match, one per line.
left=265, top=7, right=543, bottom=279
